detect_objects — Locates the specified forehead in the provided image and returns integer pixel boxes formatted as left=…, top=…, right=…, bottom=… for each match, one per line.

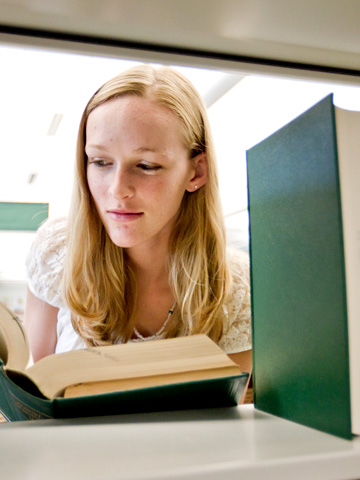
left=87, top=96, right=178, bottom=129
left=85, top=95, right=187, bottom=152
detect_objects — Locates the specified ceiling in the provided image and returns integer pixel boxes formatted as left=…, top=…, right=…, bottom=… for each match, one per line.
left=1, top=0, right=360, bottom=73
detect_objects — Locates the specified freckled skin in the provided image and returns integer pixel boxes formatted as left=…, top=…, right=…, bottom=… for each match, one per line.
left=85, top=96, right=196, bottom=259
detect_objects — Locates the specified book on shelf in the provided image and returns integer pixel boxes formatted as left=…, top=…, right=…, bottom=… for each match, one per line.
left=0, top=301, right=248, bottom=422
left=246, top=94, right=360, bottom=440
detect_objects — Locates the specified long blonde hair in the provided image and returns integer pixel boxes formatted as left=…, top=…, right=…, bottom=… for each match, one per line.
left=63, top=64, right=231, bottom=346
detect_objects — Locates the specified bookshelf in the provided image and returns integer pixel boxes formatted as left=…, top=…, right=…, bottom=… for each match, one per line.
left=1, top=405, right=360, bottom=479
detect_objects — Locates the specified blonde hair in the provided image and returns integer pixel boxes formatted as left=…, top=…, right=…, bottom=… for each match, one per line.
left=63, top=64, right=231, bottom=346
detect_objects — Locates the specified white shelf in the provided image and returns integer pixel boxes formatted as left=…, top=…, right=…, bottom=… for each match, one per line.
left=1, top=405, right=360, bottom=479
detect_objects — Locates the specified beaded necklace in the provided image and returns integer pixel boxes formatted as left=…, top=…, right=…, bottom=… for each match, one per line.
left=132, top=302, right=176, bottom=342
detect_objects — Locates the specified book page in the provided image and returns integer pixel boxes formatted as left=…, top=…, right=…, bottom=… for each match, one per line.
left=0, top=302, right=30, bottom=371
left=64, top=365, right=241, bottom=398
left=0, top=326, right=8, bottom=364
left=25, top=335, right=239, bottom=398
left=335, top=107, right=360, bottom=435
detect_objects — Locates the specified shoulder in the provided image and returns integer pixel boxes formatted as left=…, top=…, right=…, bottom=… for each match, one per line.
left=25, top=217, right=67, bottom=308
left=228, top=248, right=250, bottom=285
left=29, top=217, right=67, bottom=255
left=227, top=248, right=250, bottom=307
left=218, top=248, right=252, bottom=354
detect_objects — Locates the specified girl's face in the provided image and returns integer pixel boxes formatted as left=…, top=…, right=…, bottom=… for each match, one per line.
left=85, top=95, right=198, bottom=257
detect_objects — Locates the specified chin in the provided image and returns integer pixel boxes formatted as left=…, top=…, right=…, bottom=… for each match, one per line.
left=108, top=231, right=142, bottom=249
left=109, top=237, right=135, bottom=248
left=103, top=225, right=137, bottom=248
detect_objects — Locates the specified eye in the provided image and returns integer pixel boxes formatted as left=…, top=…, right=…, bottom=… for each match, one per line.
left=88, top=158, right=111, bottom=167
left=137, top=163, right=162, bottom=172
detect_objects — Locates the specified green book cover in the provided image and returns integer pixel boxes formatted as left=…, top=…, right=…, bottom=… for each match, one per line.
left=246, top=94, right=353, bottom=439
left=0, top=361, right=248, bottom=422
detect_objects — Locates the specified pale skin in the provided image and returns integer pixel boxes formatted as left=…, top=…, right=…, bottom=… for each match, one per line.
left=24, top=95, right=252, bottom=402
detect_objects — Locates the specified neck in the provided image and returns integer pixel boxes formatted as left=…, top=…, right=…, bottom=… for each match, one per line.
left=128, top=242, right=175, bottom=339
left=126, top=239, right=170, bottom=285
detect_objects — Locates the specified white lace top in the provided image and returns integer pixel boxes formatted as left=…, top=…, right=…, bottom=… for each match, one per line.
left=25, top=218, right=251, bottom=354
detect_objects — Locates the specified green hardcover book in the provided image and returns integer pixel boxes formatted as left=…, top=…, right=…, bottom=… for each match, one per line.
left=246, top=94, right=360, bottom=439
left=0, top=302, right=248, bottom=421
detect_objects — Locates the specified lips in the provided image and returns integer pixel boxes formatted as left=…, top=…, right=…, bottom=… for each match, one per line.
left=107, top=209, right=144, bottom=222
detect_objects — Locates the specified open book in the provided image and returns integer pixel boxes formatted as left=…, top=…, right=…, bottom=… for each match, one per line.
left=0, top=301, right=248, bottom=421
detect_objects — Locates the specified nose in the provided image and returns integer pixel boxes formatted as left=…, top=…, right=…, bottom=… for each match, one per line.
left=109, top=165, right=135, bottom=200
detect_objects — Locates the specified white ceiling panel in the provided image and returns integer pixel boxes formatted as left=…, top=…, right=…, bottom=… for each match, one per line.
left=0, top=0, right=360, bottom=71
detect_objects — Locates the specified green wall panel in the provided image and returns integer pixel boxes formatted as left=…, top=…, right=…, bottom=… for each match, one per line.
left=0, top=203, right=49, bottom=231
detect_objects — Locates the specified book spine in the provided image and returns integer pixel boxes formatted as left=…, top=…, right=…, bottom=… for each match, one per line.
left=0, top=366, right=15, bottom=421
left=0, top=365, right=54, bottom=421
left=247, top=157, right=257, bottom=408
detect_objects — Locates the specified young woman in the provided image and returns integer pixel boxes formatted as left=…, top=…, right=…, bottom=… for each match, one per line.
left=24, top=64, right=252, bottom=398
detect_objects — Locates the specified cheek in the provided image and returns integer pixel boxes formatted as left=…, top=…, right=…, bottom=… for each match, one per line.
left=87, top=171, right=104, bottom=200
left=147, top=177, right=185, bottom=203
left=141, top=177, right=166, bottom=196
left=162, top=180, right=188, bottom=214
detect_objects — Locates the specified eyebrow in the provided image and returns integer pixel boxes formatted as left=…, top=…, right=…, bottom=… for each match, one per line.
left=85, top=145, right=168, bottom=158
left=134, top=147, right=170, bottom=159
left=85, top=144, right=106, bottom=152
left=134, top=147, right=161, bottom=154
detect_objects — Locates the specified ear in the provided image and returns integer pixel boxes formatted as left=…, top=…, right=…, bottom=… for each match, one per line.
left=186, top=153, right=207, bottom=192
